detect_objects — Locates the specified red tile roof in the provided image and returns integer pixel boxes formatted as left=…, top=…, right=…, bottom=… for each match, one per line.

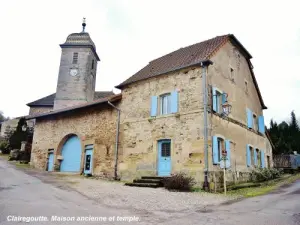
left=116, top=35, right=229, bottom=89
left=116, top=34, right=266, bottom=109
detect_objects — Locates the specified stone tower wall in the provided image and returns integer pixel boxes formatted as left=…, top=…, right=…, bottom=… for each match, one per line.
left=54, top=47, right=98, bottom=110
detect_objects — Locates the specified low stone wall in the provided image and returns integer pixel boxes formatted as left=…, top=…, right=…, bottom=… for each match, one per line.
left=208, top=170, right=251, bottom=191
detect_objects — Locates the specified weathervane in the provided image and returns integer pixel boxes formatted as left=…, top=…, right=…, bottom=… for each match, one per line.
left=82, top=17, right=86, bottom=32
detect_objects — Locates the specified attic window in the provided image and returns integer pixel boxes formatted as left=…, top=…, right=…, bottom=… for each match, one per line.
left=72, top=52, right=78, bottom=64
left=245, top=80, right=248, bottom=94
left=229, top=67, right=235, bottom=81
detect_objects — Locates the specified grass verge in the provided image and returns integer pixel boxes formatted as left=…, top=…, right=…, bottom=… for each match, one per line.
left=0, top=153, right=10, bottom=161
left=192, top=187, right=203, bottom=192
left=15, top=162, right=31, bottom=169
left=227, top=173, right=300, bottom=198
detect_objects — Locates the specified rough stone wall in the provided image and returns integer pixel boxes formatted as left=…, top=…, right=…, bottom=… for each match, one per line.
left=117, top=41, right=269, bottom=185
left=118, top=67, right=207, bottom=183
left=30, top=104, right=117, bottom=177
left=54, top=47, right=97, bottom=110
left=207, top=41, right=271, bottom=179
left=29, top=106, right=53, bottom=116
left=208, top=42, right=263, bottom=123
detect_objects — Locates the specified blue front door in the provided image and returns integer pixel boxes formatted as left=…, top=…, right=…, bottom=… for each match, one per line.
left=47, top=152, right=54, bottom=171
left=84, top=145, right=93, bottom=175
left=60, top=136, right=82, bottom=172
left=158, top=140, right=171, bottom=176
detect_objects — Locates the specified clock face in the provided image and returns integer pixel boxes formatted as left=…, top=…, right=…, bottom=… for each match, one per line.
left=70, top=69, right=78, bottom=76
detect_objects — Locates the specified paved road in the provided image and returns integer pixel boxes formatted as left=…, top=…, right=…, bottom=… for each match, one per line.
left=0, top=158, right=299, bottom=225
left=164, top=179, right=300, bottom=225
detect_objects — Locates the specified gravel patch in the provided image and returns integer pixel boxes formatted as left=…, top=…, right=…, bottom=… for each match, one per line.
left=64, top=176, right=233, bottom=213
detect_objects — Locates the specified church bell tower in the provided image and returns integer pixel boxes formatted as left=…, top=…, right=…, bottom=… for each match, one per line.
left=54, top=18, right=100, bottom=110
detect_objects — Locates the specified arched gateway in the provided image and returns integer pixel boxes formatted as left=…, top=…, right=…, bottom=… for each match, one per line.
left=60, top=135, right=82, bottom=172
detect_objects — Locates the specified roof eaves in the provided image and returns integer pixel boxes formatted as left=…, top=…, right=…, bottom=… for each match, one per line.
left=228, top=34, right=252, bottom=59
left=246, top=59, right=267, bottom=109
left=218, top=34, right=266, bottom=110
left=59, top=44, right=100, bottom=61
left=265, top=128, right=275, bottom=149
left=26, top=103, right=53, bottom=107
left=25, top=94, right=121, bottom=120
left=115, top=59, right=213, bottom=89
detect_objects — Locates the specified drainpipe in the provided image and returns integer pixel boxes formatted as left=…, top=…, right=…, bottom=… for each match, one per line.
left=108, top=101, right=121, bottom=180
left=200, top=60, right=213, bottom=191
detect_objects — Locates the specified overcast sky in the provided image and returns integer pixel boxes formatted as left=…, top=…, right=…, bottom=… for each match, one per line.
left=0, top=0, right=299, bottom=125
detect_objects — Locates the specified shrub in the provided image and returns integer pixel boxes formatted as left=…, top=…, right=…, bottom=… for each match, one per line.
left=162, top=172, right=196, bottom=192
left=250, top=168, right=283, bottom=182
left=0, top=140, right=10, bottom=154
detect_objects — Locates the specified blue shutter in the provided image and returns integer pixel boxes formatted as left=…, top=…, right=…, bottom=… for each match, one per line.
left=258, top=116, right=265, bottom=133
left=222, top=92, right=227, bottom=104
left=212, top=87, right=217, bottom=112
left=254, top=150, right=257, bottom=166
left=150, top=96, right=157, bottom=117
left=212, top=136, right=218, bottom=165
left=246, top=145, right=251, bottom=167
left=261, top=151, right=265, bottom=168
left=225, top=140, right=231, bottom=167
left=247, top=108, right=253, bottom=128
left=170, top=91, right=178, bottom=113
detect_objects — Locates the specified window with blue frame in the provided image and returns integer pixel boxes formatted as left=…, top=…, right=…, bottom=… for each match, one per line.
left=212, top=87, right=227, bottom=114
left=256, top=149, right=261, bottom=167
left=160, top=93, right=171, bottom=115
left=250, top=146, right=254, bottom=166
left=246, top=108, right=265, bottom=134
left=217, top=137, right=223, bottom=162
left=212, top=136, right=231, bottom=166
left=247, top=145, right=265, bottom=168
left=150, top=91, right=178, bottom=117
left=216, top=91, right=223, bottom=113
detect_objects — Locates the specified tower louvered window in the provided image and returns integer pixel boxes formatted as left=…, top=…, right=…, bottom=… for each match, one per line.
left=91, top=60, right=94, bottom=69
left=72, top=52, right=78, bottom=64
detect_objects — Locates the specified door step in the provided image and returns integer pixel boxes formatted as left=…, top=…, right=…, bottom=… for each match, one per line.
left=125, top=176, right=165, bottom=188
left=141, top=176, right=165, bottom=180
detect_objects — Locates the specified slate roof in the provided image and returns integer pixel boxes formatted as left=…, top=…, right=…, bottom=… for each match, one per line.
left=26, top=94, right=122, bottom=120
left=60, top=32, right=100, bottom=61
left=63, top=32, right=96, bottom=50
left=27, top=91, right=114, bottom=107
left=116, top=34, right=267, bottom=109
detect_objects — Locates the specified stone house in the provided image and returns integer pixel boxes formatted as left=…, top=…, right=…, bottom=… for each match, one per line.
left=26, top=22, right=273, bottom=187
left=0, top=118, right=20, bottom=138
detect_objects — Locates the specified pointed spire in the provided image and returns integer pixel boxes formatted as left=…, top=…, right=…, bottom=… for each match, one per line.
left=82, top=17, right=86, bottom=32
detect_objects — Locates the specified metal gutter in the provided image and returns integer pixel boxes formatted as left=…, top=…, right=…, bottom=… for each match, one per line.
left=107, top=101, right=121, bottom=180
left=201, top=60, right=213, bottom=191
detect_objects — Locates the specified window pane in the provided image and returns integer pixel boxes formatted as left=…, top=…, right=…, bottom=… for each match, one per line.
left=216, top=91, right=222, bottom=113
left=161, top=96, right=165, bottom=114
left=218, top=139, right=222, bottom=162
left=164, top=96, right=168, bottom=114
left=167, top=95, right=171, bottom=114
left=161, top=143, right=171, bottom=157
left=160, top=94, right=171, bottom=115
